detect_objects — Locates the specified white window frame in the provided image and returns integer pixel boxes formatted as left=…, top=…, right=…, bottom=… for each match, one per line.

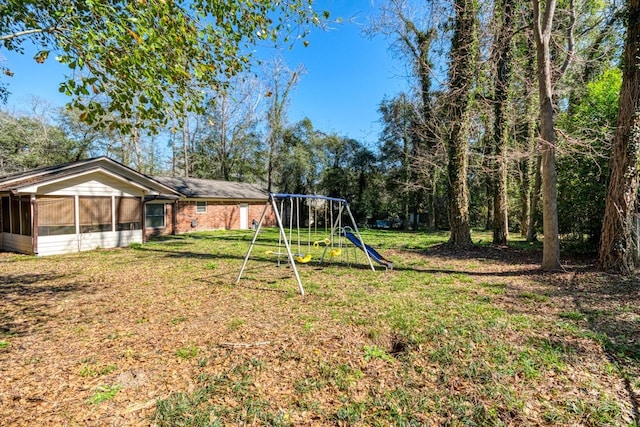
left=145, top=203, right=166, bottom=229
left=196, top=201, right=207, bottom=214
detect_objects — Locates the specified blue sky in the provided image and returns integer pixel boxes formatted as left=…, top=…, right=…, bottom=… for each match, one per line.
left=281, top=0, right=410, bottom=145
left=1, top=0, right=409, bottom=146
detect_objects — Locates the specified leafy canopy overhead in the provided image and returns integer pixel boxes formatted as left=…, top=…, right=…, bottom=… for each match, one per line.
left=0, top=0, right=322, bottom=132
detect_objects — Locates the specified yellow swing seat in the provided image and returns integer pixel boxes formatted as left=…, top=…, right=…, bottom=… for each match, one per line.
left=295, top=254, right=312, bottom=263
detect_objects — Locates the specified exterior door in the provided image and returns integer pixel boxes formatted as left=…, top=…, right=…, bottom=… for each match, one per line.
left=239, top=204, right=249, bottom=229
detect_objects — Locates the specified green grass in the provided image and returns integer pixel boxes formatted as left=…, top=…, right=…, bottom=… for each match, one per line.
left=79, top=363, right=117, bottom=378
left=559, top=310, right=587, bottom=321
left=170, top=316, right=188, bottom=325
left=149, top=230, right=638, bottom=424
left=175, top=346, right=199, bottom=360
left=2, top=228, right=636, bottom=426
left=519, top=291, right=549, bottom=303
left=226, top=318, right=245, bottom=331
left=154, top=359, right=291, bottom=426
left=363, top=345, right=395, bottom=363
left=86, top=384, right=121, bottom=404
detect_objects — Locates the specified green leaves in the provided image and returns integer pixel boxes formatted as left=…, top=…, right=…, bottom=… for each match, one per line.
left=1, top=0, right=320, bottom=134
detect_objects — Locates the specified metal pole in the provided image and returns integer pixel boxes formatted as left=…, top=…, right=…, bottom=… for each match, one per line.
left=236, top=199, right=270, bottom=283
left=346, top=202, right=375, bottom=271
left=237, top=194, right=305, bottom=295
left=274, top=195, right=305, bottom=295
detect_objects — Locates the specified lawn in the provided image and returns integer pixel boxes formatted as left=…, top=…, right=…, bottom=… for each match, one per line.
left=0, top=229, right=638, bottom=426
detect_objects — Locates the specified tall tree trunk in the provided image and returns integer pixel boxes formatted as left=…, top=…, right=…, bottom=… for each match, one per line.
left=401, top=19, right=438, bottom=232
left=492, top=0, right=516, bottom=246
left=520, top=32, right=537, bottom=239
left=446, top=0, right=478, bottom=248
left=220, top=117, right=229, bottom=181
left=486, top=183, right=495, bottom=230
left=132, top=127, right=141, bottom=171
left=427, top=174, right=437, bottom=230
left=402, top=95, right=411, bottom=229
left=518, top=157, right=531, bottom=237
left=532, top=0, right=561, bottom=270
left=149, top=135, right=156, bottom=175
left=483, top=135, right=495, bottom=230
left=171, top=133, right=177, bottom=176
left=527, top=155, right=542, bottom=242
left=266, top=62, right=301, bottom=193
left=599, top=0, right=640, bottom=274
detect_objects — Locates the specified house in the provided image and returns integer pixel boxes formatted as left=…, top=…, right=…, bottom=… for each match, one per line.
left=148, top=176, right=274, bottom=239
left=0, top=157, right=274, bottom=256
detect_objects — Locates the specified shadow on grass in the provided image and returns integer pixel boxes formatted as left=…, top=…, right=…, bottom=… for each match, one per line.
left=562, top=273, right=640, bottom=423
left=137, top=242, right=390, bottom=271
left=407, top=243, right=639, bottom=423
left=494, top=263, right=640, bottom=424
left=424, top=243, right=543, bottom=264
left=0, top=273, right=90, bottom=337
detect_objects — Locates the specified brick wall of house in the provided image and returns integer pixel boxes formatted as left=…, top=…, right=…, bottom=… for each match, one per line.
left=174, top=201, right=275, bottom=234
left=144, top=200, right=276, bottom=239
left=249, top=203, right=276, bottom=228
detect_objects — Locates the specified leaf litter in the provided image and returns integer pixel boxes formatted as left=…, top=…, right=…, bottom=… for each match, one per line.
left=0, top=233, right=638, bottom=426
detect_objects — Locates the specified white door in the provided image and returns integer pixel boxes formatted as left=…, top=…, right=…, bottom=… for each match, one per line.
left=239, top=204, right=249, bottom=229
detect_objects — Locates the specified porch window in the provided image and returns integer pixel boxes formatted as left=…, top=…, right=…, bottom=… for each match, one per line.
left=1, top=197, right=9, bottom=233
left=38, top=196, right=75, bottom=236
left=79, top=197, right=112, bottom=233
left=145, top=203, right=165, bottom=228
left=116, top=197, right=141, bottom=230
left=20, top=198, right=31, bottom=236
left=196, top=201, right=207, bottom=214
left=6, top=196, right=32, bottom=236
left=10, top=197, right=20, bottom=234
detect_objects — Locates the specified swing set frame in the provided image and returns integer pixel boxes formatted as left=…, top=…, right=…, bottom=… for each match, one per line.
left=236, top=193, right=375, bottom=295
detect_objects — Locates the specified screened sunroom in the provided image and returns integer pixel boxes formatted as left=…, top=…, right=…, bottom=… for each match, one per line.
left=0, top=157, right=180, bottom=256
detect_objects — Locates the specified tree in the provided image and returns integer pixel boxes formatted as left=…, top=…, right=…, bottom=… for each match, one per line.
left=445, top=0, right=479, bottom=247
left=557, top=68, right=621, bottom=242
left=379, top=94, right=415, bottom=228
left=265, top=58, right=304, bottom=192
left=168, top=110, right=204, bottom=178
left=370, top=0, right=441, bottom=230
left=531, top=0, right=575, bottom=270
left=278, top=118, right=324, bottom=194
left=522, top=0, right=613, bottom=244
left=490, top=0, right=517, bottom=245
left=512, top=25, right=541, bottom=243
left=57, top=107, right=107, bottom=158
left=599, top=0, right=640, bottom=274
left=191, top=76, right=264, bottom=181
left=0, top=0, right=319, bottom=132
left=349, top=146, right=381, bottom=224
left=0, top=107, right=85, bottom=173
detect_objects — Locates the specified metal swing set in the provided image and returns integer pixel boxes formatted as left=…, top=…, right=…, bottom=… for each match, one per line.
left=236, top=193, right=384, bottom=295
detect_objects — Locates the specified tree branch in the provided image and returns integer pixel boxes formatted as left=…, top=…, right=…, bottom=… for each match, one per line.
left=558, top=0, right=576, bottom=79
left=0, top=27, right=55, bottom=42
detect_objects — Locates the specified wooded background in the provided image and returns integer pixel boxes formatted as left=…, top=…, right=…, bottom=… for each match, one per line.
left=1, top=0, right=638, bottom=273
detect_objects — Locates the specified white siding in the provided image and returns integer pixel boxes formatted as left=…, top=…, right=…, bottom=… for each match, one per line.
left=1, top=233, right=33, bottom=254
left=37, top=230, right=143, bottom=256
left=37, top=172, right=145, bottom=197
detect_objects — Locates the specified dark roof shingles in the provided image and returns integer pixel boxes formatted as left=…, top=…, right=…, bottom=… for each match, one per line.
left=154, top=176, right=268, bottom=200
